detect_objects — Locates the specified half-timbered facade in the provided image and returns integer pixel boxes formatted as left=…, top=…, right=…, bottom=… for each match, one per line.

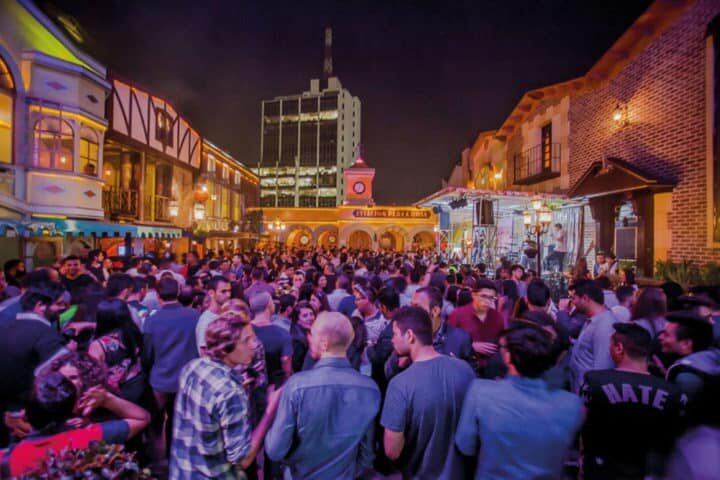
left=101, top=78, right=202, bottom=256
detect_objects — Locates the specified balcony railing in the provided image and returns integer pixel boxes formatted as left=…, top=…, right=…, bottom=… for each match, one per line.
left=154, top=195, right=171, bottom=222
left=513, top=143, right=561, bottom=185
left=103, top=188, right=139, bottom=219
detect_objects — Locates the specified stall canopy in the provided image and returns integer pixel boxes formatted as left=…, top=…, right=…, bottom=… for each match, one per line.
left=39, top=218, right=182, bottom=239
left=414, top=186, right=587, bottom=272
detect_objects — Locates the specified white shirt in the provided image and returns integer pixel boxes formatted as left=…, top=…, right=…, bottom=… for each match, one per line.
left=195, top=310, right=220, bottom=352
left=611, top=305, right=631, bottom=323
left=155, top=269, right=186, bottom=287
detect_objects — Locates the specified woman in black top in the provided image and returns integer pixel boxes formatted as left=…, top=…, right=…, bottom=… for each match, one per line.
left=88, top=299, right=146, bottom=404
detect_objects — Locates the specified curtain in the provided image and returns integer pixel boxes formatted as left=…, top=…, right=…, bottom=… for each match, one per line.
left=554, top=205, right=582, bottom=267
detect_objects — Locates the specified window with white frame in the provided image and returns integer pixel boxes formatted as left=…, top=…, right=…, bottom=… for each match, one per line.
left=33, top=117, right=73, bottom=171
left=79, top=126, right=99, bottom=176
left=206, top=153, right=216, bottom=173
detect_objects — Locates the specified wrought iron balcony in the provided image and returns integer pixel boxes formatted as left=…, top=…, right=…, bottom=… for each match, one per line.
left=513, top=143, right=561, bottom=185
left=103, top=188, right=139, bottom=219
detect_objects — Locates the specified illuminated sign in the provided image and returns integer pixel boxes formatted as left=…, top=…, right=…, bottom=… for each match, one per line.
left=352, top=209, right=431, bottom=219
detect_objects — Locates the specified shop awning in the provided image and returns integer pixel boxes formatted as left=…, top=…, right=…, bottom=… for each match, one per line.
left=0, top=220, right=24, bottom=236
left=136, top=226, right=183, bottom=239
left=568, top=157, right=675, bottom=199
left=0, top=219, right=59, bottom=237
left=44, top=219, right=136, bottom=237
left=41, top=219, right=182, bottom=239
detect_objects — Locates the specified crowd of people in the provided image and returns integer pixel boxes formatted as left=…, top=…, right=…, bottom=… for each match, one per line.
left=0, top=247, right=718, bottom=479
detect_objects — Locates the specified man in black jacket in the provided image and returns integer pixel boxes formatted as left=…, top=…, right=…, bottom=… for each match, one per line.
left=0, top=281, right=69, bottom=446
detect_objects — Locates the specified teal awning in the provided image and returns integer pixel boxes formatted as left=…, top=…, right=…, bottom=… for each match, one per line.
left=47, top=219, right=136, bottom=237
left=0, top=220, right=58, bottom=237
left=0, top=220, right=23, bottom=236
left=42, top=219, right=183, bottom=239
left=136, top=226, right=183, bottom=239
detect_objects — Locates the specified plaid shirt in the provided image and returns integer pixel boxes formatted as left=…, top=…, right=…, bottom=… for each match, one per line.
left=170, top=357, right=251, bottom=479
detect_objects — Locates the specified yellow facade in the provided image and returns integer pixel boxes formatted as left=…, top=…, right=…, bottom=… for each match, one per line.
left=253, top=205, right=437, bottom=251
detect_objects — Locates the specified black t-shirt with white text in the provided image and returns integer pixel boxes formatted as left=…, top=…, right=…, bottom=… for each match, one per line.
left=581, top=369, right=684, bottom=480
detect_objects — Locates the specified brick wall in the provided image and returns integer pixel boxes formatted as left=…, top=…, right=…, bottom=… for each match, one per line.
left=568, top=0, right=720, bottom=263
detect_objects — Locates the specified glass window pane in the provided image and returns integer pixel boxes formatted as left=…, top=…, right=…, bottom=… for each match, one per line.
left=0, top=92, right=11, bottom=164
left=58, top=138, right=73, bottom=171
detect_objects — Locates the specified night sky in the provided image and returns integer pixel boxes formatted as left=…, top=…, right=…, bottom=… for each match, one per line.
left=45, top=0, right=652, bottom=204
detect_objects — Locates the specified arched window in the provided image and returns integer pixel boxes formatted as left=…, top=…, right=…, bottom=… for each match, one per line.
left=0, top=55, right=14, bottom=165
left=33, top=117, right=73, bottom=171
left=79, top=126, right=99, bottom=176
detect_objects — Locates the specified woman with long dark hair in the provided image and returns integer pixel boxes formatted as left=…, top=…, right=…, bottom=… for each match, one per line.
left=310, top=290, right=331, bottom=314
left=632, top=287, right=667, bottom=339
left=569, top=257, right=591, bottom=282
left=290, top=301, right=316, bottom=373
left=620, top=267, right=637, bottom=290
left=88, top=299, right=145, bottom=404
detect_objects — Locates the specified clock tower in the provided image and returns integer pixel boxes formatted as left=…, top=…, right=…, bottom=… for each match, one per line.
left=344, top=147, right=375, bottom=206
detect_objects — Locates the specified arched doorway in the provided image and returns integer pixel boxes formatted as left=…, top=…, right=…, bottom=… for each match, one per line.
left=412, top=231, right=435, bottom=250
left=0, top=54, right=15, bottom=166
left=378, top=227, right=406, bottom=251
left=317, top=229, right=338, bottom=248
left=348, top=230, right=372, bottom=250
left=286, top=227, right=313, bottom=248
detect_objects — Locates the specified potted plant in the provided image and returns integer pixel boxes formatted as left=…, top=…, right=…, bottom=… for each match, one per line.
left=22, top=442, right=155, bottom=479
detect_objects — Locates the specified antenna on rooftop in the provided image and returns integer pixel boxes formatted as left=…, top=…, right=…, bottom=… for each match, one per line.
left=323, top=27, right=333, bottom=86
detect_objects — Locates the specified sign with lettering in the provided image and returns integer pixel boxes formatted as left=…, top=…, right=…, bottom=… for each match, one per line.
left=352, top=209, right=431, bottom=219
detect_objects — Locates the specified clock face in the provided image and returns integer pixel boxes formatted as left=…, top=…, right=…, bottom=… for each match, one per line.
left=353, top=181, right=366, bottom=194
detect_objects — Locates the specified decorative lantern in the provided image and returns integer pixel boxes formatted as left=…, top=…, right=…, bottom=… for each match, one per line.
left=168, top=199, right=180, bottom=217
left=194, top=184, right=209, bottom=203
left=523, top=210, right=532, bottom=227
left=538, top=204, right=553, bottom=228
left=193, top=202, right=206, bottom=221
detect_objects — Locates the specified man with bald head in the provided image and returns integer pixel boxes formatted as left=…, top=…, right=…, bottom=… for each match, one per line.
left=265, top=312, right=381, bottom=479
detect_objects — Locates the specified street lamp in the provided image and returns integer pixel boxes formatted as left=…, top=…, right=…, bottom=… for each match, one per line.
left=523, top=201, right=553, bottom=273
left=267, top=219, right=286, bottom=249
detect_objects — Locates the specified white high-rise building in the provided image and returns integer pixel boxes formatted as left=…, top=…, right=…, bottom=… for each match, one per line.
left=257, top=77, right=361, bottom=207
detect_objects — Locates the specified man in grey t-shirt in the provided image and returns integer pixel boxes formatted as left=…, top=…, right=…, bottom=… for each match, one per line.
left=381, top=306, right=475, bottom=479
left=568, top=279, right=619, bottom=392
